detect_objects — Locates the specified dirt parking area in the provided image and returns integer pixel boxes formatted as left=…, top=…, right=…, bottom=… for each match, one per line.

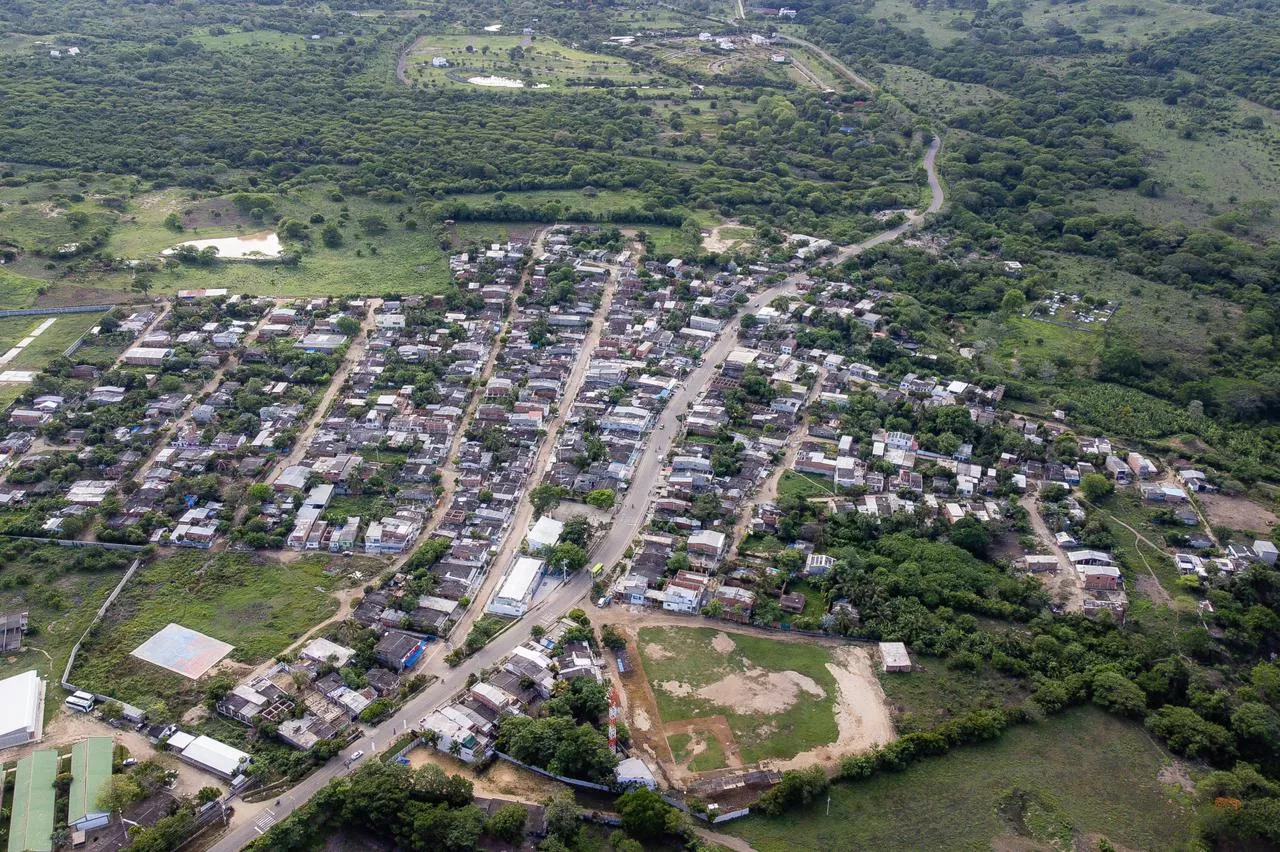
left=1198, top=493, right=1278, bottom=536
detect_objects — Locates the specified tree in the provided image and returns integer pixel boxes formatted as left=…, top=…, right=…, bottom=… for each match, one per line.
left=247, top=482, right=272, bottom=503
left=1145, top=705, right=1236, bottom=761
left=98, top=774, right=145, bottom=814
left=600, top=624, right=626, bottom=652
left=617, top=787, right=681, bottom=840
left=585, top=488, right=616, bottom=509
left=544, top=791, right=581, bottom=843
left=529, top=484, right=567, bottom=517
left=1080, top=473, right=1114, bottom=502
left=336, top=316, right=361, bottom=336
left=1091, top=671, right=1147, bottom=717
left=949, top=515, right=991, bottom=557
left=1000, top=288, right=1026, bottom=314
left=549, top=542, right=589, bottom=574
left=195, top=786, right=221, bottom=806
left=321, top=223, right=343, bottom=248
left=562, top=515, right=592, bottom=547
left=485, top=803, right=528, bottom=842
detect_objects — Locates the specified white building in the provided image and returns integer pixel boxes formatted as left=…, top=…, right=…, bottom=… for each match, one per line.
left=167, top=731, right=251, bottom=780
left=0, top=670, right=45, bottom=749
left=526, top=516, right=565, bottom=553
left=486, top=556, right=544, bottom=618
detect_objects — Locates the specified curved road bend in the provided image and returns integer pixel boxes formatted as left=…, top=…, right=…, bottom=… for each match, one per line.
left=209, top=133, right=945, bottom=852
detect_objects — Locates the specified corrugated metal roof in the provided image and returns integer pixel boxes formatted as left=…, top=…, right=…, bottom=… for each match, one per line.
left=68, top=737, right=114, bottom=826
left=9, top=749, right=57, bottom=852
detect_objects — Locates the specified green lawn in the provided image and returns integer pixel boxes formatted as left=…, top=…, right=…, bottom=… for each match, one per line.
left=0, top=544, right=134, bottom=721
left=728, top=707, right=1196, bottom=852
left=637, top=625, right=839, bottom=763
left=1020, top=0, right=1222, bottom=44
left=668, top=732, right=694, bottom=763
left=72, top=551, right=346, bottom=718
left=778, top=470, right=834, bottom=500
left=0, top=311, right=106, bottom=370
left=863, top=0, right=973, bottom=47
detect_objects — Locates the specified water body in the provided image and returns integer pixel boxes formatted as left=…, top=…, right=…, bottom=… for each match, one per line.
left=163, top=231, right=282, bottom=259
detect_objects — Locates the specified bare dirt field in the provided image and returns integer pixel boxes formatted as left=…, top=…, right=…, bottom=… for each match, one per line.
left=405, top=745, right=566, bottom=803
left=1198, top=492, right=1278, bottom=535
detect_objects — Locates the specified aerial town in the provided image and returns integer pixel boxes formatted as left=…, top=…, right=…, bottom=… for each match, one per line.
left=2, top=0, right=1279, bottom=850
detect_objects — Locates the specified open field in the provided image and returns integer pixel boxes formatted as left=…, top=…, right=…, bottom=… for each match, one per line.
left=777, top=470, right=834, bottom=500
left=0, top=311, right=104, bottom=371
left=880, top=64, right=1005, bottom=122
left=109, top=184, right=450, bottom=297
left=0, top=544, right=133, bottom=722
left=877, top=654, right=1029, bottom=731
left=632, top=625, right=892, bottom=768
left=1021, top=0, right=1222, bottom=43
left=644, top=39, right=796, bottom=87
left=71, top=551, right=347, bottom=718
left=864, top=0, right=973, bottom=46
left=1197, top=492, right=1278, bottom=537
left=727, top=707, right=1197, bottom=852
left=402, top=34, right=667, bottom=90
left=1099, top=97, right=1280, bottom=238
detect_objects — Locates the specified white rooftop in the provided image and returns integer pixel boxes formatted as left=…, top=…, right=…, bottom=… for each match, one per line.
left=0, top=670, right=42, bottom=743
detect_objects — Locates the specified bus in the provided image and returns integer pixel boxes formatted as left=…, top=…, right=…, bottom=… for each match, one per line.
left=590, top=562, right=604, bottom=577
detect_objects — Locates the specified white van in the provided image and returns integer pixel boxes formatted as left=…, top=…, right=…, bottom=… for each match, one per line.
left=65, top=691, right=96, bottom=713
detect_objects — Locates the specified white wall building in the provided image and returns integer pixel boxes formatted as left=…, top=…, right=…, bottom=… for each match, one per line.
left=486, top=556, right=544, bottom=618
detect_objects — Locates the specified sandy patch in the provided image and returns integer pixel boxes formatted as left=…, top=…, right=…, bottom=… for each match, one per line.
left=660, top=680, right=695, bottom=697
left=645, top=642, right=674, bottom=661
left=633, top=707, right=652, bottom=732
left=406, top=747, right=565, bottom=804
left=768, top=646, right=896, bottom=771
left=1198, top=492, right=1278, bottom=535
left=696, top=667, right=826, bottom=715
left=711, top=632, right=736, bottom=654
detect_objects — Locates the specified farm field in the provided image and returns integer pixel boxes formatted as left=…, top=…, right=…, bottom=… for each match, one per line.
left=727, top=707, right=1197, bottom=852
left=630, top=625, right=893, bottom=770
left=402, top=34, right=668, bottom=90
left=71, top=551, right=349, bottom=719
left=0, top=544, right=134, bottom=722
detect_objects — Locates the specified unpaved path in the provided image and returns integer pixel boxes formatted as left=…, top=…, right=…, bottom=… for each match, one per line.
left=1019, top=493, right=1085, bottom=613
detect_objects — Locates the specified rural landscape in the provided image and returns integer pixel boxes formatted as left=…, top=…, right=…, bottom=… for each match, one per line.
left=0, top=0, right=1278, bottom=850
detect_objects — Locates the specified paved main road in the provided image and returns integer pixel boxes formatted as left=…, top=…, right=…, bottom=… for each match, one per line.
left=210, top=144, right=946, bottom=852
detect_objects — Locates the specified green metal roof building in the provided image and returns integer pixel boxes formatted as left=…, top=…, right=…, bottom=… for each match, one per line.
left=67, top=737, right=114, bottom=831
left=7, top=749, right=57, bottom=852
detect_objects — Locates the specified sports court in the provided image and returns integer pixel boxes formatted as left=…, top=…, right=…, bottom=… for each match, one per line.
left=131, top=622, right=234, bottom=679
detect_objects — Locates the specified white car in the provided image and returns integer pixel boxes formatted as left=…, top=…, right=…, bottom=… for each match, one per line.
left=349, top=750, right=365, bottom=762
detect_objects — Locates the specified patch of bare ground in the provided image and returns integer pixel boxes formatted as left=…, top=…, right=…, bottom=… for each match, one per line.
left=644, top=642, right=673, bottom=661
left=1198, top=492, right=1278, bottom=535
left=35, top=285, right=132, bottom=308
left=711, top=631, right=736, bottom=654
left=768, top=646, right=896, bottom=772
left=1158, top=761, right=1195, bottom=793
left=405, top=747, right=566, bottom=804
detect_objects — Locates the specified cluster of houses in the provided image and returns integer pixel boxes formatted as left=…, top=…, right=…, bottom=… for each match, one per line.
left=213, top=633, right=428, bottom=751
left=419, top=616, right=607, bottom=764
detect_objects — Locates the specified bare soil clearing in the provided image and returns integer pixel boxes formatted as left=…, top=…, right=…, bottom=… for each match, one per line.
left=1198, top=492, right=1278, bottom=534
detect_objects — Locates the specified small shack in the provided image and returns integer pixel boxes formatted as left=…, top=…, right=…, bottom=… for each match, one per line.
left=878, top=641, right=912, bottom=673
